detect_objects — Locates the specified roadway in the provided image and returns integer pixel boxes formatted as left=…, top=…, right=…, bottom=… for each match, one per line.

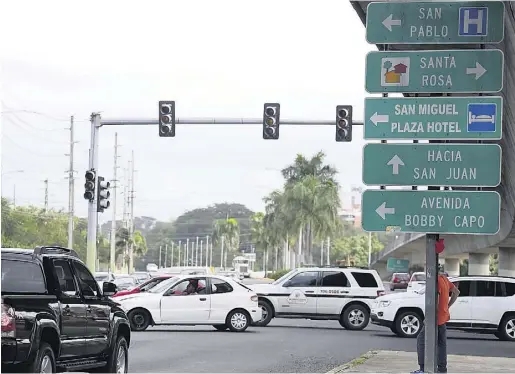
left=127, top=319, right=515, bottom=373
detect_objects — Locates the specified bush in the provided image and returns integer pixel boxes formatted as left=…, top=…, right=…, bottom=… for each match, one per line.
left=267, top=269, right=291, bottom=280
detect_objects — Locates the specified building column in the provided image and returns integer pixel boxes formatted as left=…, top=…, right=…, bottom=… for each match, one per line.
left=468, top=253, right=490, bottom=275
left=444, top=258, right=460, bottom=277
left=498, top=247, right=515, bottom=277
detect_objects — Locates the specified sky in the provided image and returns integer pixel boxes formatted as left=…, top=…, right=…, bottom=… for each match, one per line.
left=1, top=0, right=380, bottom=224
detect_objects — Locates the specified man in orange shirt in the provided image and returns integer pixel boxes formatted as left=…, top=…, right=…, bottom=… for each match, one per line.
left=413, top=269, right=460, bottom=373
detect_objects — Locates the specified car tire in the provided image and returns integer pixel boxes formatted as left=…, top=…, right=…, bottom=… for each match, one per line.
left=28, top=342, right=56, bottom=373
left=497, top=314, right=515, bottom=341
left=390, top=284, right=395, bottom=291
left=254, top=300, right=273, bottom=327
left=98, top=336, right=129, bottom=373
left=226, top=309, right=250, bottom=332
left=394, top=310, right=423, bottom=338
left=390, top=325, right=398, bottom=335
left=213, top=324, right=228, bottom=331
left=340, top=304, right=370, bottom=330
left=128, top=308, right=151, bottom=331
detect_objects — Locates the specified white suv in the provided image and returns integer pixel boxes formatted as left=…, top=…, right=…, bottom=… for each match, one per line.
left=248, top=267, right=385, bottom=330
left=370, top=276, right=515, bottom=341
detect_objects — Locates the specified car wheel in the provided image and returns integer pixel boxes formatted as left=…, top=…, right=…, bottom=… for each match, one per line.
left=213, top=324, right=228, bottom=331
left=98, top=336, right=129, bottom=373
left=227, top=310, right=250, bottom=332
left=254, top=300, right=273, bottom=327
left=28, top=342, right=56, bottom=373
left=128, top=308, right=151, bottom=331
left=497, top=314, right=515, bottom=341
left=390, top=325, right=398, bottom=335
left=340, top=304, right=370, bottom=330
left=395, top=310, right=423, bottom=338
left=390, top=285, right=395, bottom=291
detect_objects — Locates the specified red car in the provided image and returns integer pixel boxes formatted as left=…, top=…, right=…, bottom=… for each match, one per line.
left=112, top=275, right=175, bottom=297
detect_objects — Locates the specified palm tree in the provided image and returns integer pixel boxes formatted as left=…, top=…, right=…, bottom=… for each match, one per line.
left=115, top=227, right=148, bottom=271
left=212, top=218, right=240, bottom=268
left=281, top=151, right=339, bottom=187
left=250, top=212, right=269, bottom=271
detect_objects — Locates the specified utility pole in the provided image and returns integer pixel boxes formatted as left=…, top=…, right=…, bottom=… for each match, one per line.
left=200, top=240, right=203, bottom=268
left=178, top=241, right=182, bottom=267
left=320, top=241, right=324, bottom=267
left=110, top=133, right=119, bottom=272
left=159, top=246, right=162, bottom=268
left=368, top=232, right=372, bottom=268
left=206, top=236, right=210, bottom=267
left=67, top=116, right=75, bottom=249
left=171, top=242, right=174, bottom=267
left=128, top=151, right=135, bottom=273
left=220, top=236, right=225, bottom=269
left=44, top=179, right=49, bottom=212
left=186, top=238, right=189, bottom=266
left=165, top=244, right=168, bottom=268
left=86, top=113, right=100, bottom=272
left=210, top=242, right=213, bottom=268
left=195, top=236, right=199, bottom=266
left=326, top=237, right=331, bottom=266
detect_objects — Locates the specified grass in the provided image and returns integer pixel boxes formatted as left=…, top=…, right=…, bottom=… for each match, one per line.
left=327, top=350, right=378, bottom=373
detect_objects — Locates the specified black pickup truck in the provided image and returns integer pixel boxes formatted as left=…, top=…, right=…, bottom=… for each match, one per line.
left=1, top=246, right=131, bottom=373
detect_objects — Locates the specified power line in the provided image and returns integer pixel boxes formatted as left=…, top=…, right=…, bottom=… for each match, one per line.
left=2, top=131, right=65, bottom=158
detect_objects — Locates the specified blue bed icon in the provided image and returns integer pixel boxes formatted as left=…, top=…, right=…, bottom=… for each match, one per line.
left=467, top=103, right=496, bottom=132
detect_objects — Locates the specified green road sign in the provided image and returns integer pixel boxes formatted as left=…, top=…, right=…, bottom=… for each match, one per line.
left=365, top=49, right=504, bottom=94
left=361, top=190, right=500, bottom=235
left=364, top=96, right=503, bottom=140
left=363, top=143, right=501, bottom=187
left=387, top=258, right=410, bottom=273
left=366, top=2, right=505, bottom=45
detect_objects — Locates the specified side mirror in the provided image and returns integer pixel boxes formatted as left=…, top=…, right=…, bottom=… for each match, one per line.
left=211, top=284, right=218, bottom=293
left=103, top=282, right=117, bottom=296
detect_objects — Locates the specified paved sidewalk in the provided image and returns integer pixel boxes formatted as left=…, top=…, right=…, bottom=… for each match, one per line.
left=327, top=350, right=515, bottom=373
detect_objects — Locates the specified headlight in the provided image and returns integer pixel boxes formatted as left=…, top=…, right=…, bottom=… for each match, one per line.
left=379, top=301, right=391, bottom=307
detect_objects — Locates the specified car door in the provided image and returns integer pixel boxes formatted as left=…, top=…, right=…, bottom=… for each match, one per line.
left=469, top=280, right=506, bottom=327
left=208, top=277, right=236, bottom=322
left=72, top=260, right=111, bottom=356
left=277, top=271, right=318, bottom=315
left=448, top=280, right=473, bottom=326
left=316, top=271, right=351, bottom=316
left=52, top=259, right=88, bottom=359
left=160, top=277, right=210, bottom=323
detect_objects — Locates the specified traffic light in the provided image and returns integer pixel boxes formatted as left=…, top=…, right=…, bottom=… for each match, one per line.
left=263, top=103, right=280, bottom=140
left=84, top=169, right=96, bottom=201
left=97, top=176, right=111, bottom=212
left=159, top=100, right=175, bottom=137
left=336, top=105, right=352, bottom=142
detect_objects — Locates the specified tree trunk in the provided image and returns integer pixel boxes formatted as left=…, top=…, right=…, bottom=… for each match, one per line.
left=298, top=227, right=303, bottom=266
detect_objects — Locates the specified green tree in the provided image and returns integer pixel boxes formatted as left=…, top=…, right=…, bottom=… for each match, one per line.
left=212, top=218, right=240, bottom=268
left=115, top=227, right=148, bottom=271
left=281, top=151, right=339, bottom=186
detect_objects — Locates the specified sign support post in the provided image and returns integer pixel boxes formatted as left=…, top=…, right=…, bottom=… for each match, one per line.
left=424, top=232, right=439, bottom=373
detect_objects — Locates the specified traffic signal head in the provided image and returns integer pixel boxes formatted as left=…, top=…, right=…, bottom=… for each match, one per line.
left=97, top=176, right=111, bottom=213
left=336, top=105, right=352, bottom=142
left=84, top=169, right=96, bottom=201
left=159, top=101, right=175, bottom=137
left=263, top=103, right=280, bottom=140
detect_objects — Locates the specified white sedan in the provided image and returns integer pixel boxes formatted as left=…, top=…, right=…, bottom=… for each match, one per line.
left=118, top=274, right=262, bottom=332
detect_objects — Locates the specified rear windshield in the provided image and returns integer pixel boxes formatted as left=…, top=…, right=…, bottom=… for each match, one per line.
left=412, top=274, right=426, bottom=281
left=1, top=259, right=47, bottom=294
left=397, top=274, right=410, bottom=280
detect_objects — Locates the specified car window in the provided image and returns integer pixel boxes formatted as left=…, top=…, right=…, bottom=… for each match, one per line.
left=453, top=280, right=471, bottom=297
left=352, top=272, right=379, bottom=288
left=211, top=277, right=234, bottom=294
left=475, top=280, right=496, bottom=297
left=53, top=259, right=78, bottom=296
left=72, top=261, right=100, bottom=297
left=1, top=259, right=47, bottom=294
left=321, top=271, right=349, bottom=287
left=167, top=278, right=206, bottom=296
left=140, top=278, right=163, bottom=292
left=505, top=282, right=515, bottom=297
left=148, top=277, right=178, bottom=293
left=412, top=274, right=426, bottom=282
left=286, top=271, right=318, bottom=287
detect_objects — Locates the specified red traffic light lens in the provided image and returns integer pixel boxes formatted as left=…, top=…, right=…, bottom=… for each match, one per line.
left=338, top=109, right=348, bottom=118
left=265, top=107, right=275, bottom=116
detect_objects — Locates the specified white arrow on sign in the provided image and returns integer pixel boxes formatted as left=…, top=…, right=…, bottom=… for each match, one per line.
left=387, top=155, right=405, bottom=175
left=376, top=202, right=395, bottom=220
left=370, top=112, right=389, bottom=126
left=466, top=62, right=487, bottom=80
left=382, top=14, right=402, bottom=32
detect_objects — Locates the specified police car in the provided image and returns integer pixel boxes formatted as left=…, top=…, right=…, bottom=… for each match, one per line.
left=248, top=266, right=386, bottom=330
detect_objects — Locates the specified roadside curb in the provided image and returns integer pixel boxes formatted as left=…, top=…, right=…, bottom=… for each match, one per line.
left=326, top=350, right=378, bottom=373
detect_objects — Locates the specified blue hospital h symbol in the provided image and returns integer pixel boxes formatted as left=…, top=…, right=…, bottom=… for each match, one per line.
left=459, top=7, right=488, bottom=36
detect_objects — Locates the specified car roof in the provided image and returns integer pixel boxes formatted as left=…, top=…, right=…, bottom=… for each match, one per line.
left=297, top=266, right=378, bottom=273
left=450, top=275, right=515, bottom=282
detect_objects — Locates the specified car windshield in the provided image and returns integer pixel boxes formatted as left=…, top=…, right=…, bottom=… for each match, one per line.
left=412, top=274, right=426, bottom=282
left=272, top=269, right=297, bottom=285
left=148, top=277, right=179, bottom=293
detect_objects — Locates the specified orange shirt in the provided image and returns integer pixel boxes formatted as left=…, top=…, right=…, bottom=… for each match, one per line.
left=437, top=275, right=456, bottom=326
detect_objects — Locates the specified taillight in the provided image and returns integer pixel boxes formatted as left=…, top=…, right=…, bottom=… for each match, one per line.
left=1, top=303, right=16, bottom=338
left=377, top=290, right=386, bottom=297
left=251, top=295, right=258, bottom=302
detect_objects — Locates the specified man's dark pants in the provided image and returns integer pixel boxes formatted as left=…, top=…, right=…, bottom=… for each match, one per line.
left=417, top=323, right=447, bottom=372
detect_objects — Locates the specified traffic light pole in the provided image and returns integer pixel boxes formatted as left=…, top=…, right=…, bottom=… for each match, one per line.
left=100, top=118, right=364, bottom=126
left=86, top=113, right=101, bottom=273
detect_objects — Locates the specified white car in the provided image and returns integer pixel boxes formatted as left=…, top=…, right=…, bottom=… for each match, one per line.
left=407, top=272, right=426, bottom=293
left=371, top=276, right=515, bottom=341
left=118, top=274, right=262, bottom=332
left=248, top=266, right=385, bottom=330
